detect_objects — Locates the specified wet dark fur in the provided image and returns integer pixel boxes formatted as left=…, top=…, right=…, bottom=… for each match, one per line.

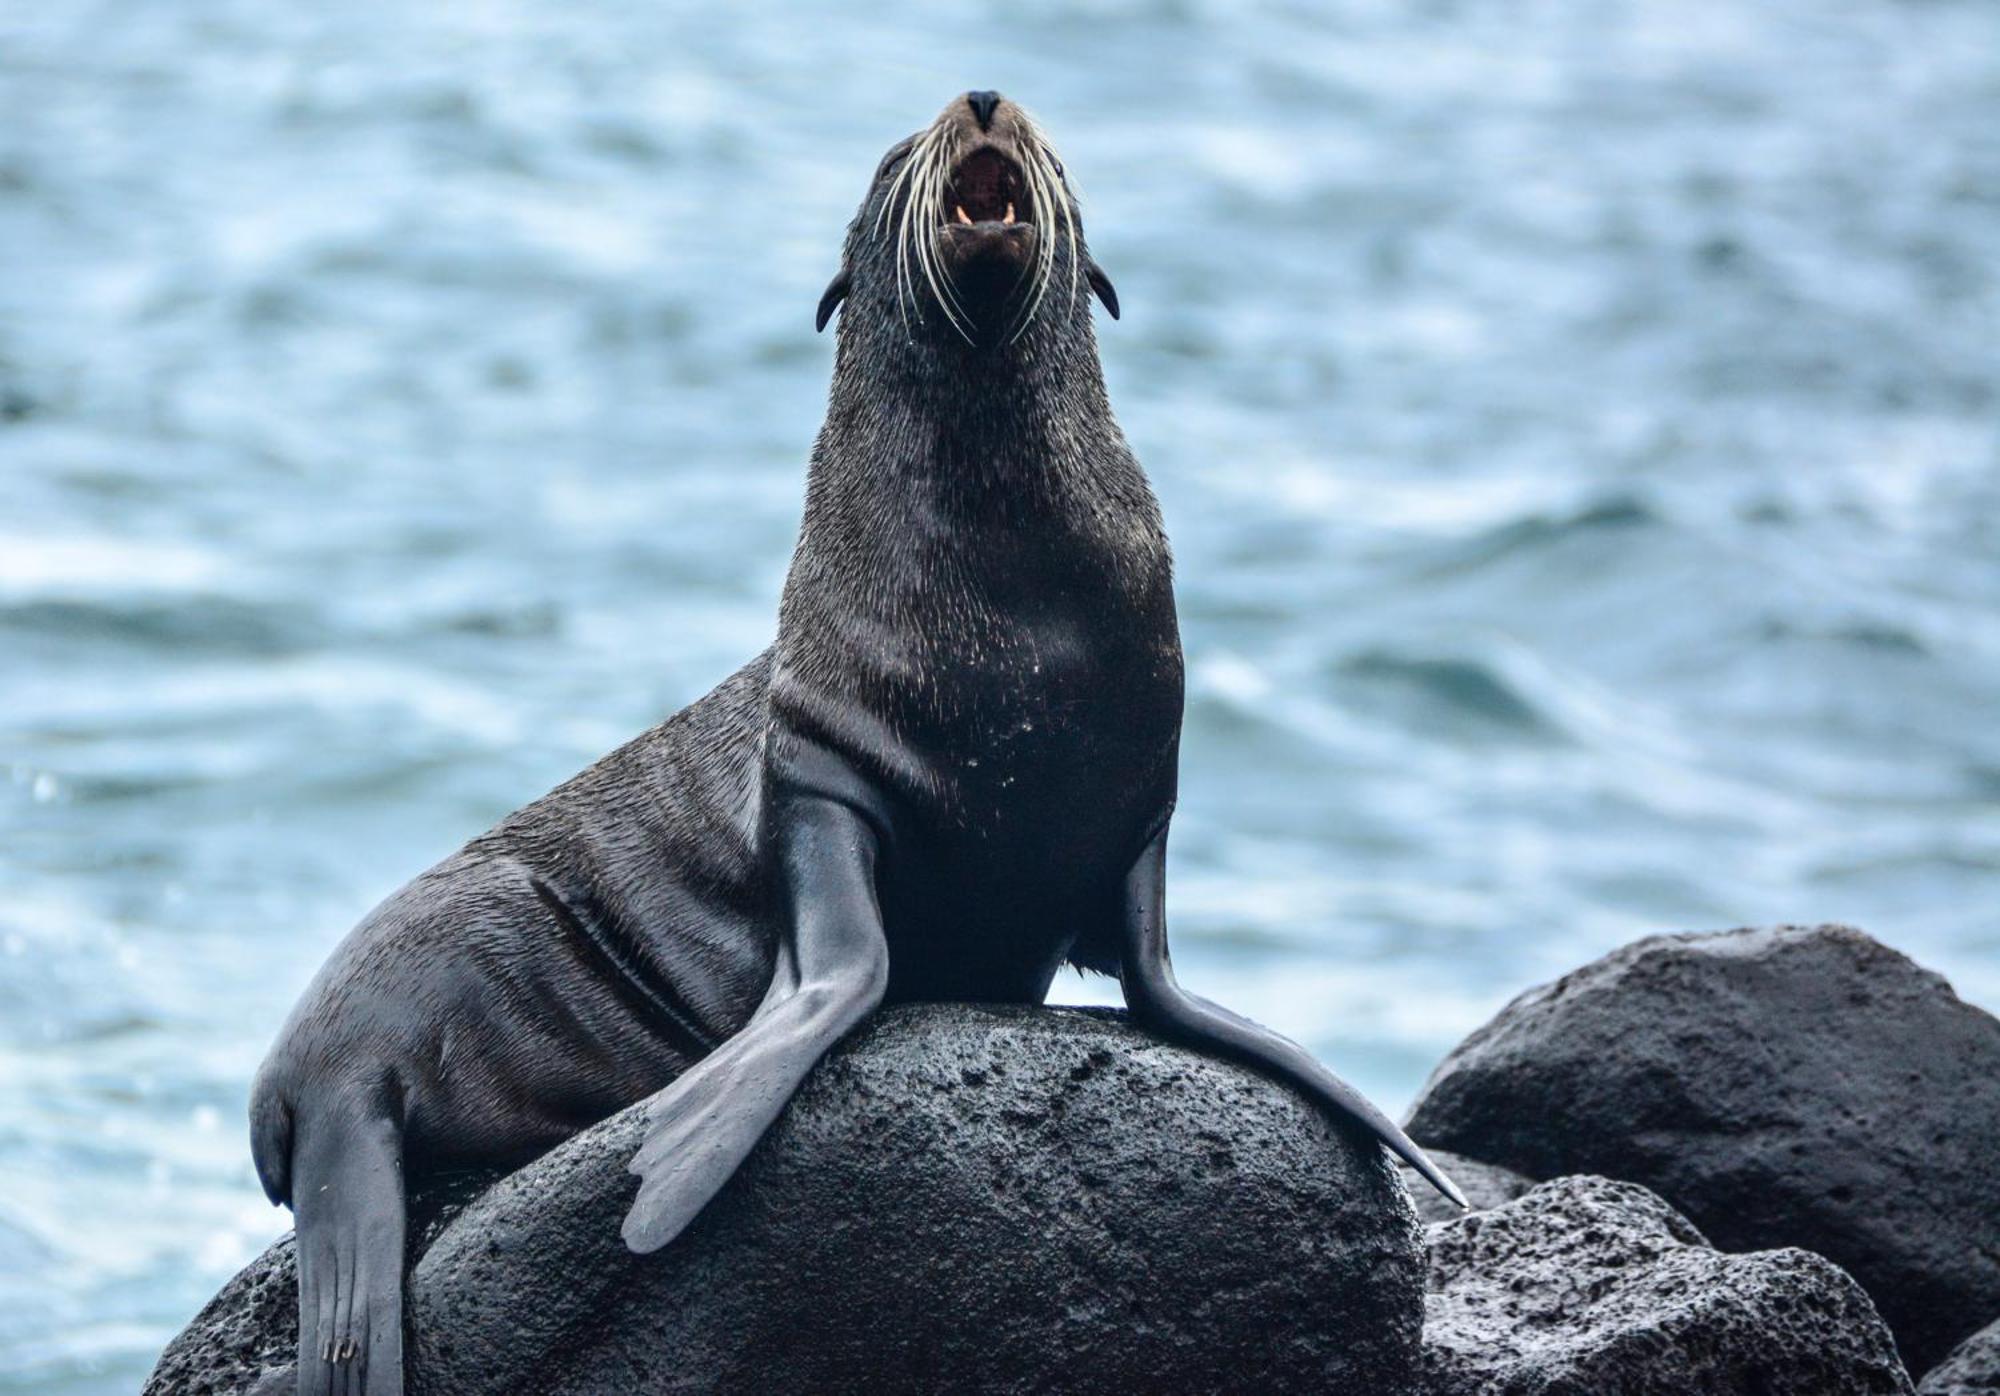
left=249, top=93, right=1178, bottom=1395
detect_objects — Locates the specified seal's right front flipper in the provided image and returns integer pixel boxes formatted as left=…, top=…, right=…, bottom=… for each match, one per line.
left=1114, top=823, right=1468, bottom=1212
left=622, top=785, right=890, bottom=1254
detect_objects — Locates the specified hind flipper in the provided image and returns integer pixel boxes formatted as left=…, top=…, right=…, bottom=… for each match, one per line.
left=292, top=1101, right=407, bottom=1396
left=1116, top=823, right=1469, bottom=1210
left=623, top=783, right=889, bottom=1254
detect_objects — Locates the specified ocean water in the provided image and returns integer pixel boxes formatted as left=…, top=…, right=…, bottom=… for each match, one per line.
left=3, top=0, right=1998, bottom=1388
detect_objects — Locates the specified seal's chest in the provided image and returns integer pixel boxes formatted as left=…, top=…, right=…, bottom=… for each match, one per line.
left=909, top=610, right=1177, bottom=833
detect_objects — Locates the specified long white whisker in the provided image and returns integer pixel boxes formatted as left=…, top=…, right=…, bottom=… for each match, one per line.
left=900, top=129, right=943, bottom=340
left=1009, top=140, right=1063, bottom=343
left=1005, top=150, right=1043, bottom=340
left=907, top=135, right=940, bottom=336
left=1063, top=158, right=1080, bottom=321
left=881, top=130, right=932, bottom=342
left=919, top=134, right=974, bottom=343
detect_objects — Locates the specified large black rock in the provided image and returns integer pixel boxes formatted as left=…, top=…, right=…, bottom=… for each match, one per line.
left=1922, top=1318, right=2000, bottom=1395
left=1405, top=924, right=2000, bottom=1373
left=1420, top=1175, right=1914, bottom=1395
left=150, top=1004, right=1424, bottom=1394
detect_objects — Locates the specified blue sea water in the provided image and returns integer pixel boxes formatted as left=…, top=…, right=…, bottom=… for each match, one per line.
left=3, top=0, right=1998, bottom=1388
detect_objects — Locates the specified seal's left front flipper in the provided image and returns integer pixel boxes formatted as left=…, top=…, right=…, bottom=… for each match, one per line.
left=1114, top=824, right=1468, bottom=1211
left=622, top=787, right=890, bottom=1254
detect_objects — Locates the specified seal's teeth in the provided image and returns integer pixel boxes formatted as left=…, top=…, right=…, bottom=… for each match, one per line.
left=955, top=204, right=973, bottom=225
left=1004, top=201, right=1015, bottom=224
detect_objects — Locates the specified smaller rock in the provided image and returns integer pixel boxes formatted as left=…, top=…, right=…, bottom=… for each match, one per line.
left=1397, top=1149, right=1534, bottom=1225
left=1420, top=1175, right=1914, bottom=1396
left=1923, top=1318, right=2000, bottom=1394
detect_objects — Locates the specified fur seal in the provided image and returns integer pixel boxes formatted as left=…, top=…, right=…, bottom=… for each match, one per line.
left=248, top=90, right=1465, bottom=1396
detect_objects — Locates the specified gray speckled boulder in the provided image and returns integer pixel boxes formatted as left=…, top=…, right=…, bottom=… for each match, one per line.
left=1421, top=1175, right=1914, bottom=1395
left=150, top=1004, right=1424, bottom=1395
left=1406, top=924, right=2000, bottom=1373
left=1923, top=1318, right=2000, bottom=1395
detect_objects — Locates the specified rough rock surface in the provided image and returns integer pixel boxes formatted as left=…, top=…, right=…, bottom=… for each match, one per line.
left=145, top=1236, right=298, bottom=1396
left=1397, top=1148, right=1535, bottom=1225
left=142, top=1175, right=490, bottom=1396
left=1420, top=1175, right=1914, bottom=1395
left=150, top=1004, right=1424, bottom=1395
left=1406, top=923, right=2000, bottom=1372
left=1923, top=1318, right=2000, bottom=1395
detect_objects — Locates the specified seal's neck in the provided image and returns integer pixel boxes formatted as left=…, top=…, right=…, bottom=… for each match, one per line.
left=778, top=304, right=1169, bottom=667
left=813, top=313, right=1122, bottom=502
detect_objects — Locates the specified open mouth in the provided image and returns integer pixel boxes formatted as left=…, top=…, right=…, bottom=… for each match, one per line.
left=945, top=148, right=1030, bottom=227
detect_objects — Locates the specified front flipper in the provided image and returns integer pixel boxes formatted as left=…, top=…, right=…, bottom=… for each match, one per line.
left=1116, top=824, right=1467, bottom=1210
left=622, top=786, right=890, bottom=1254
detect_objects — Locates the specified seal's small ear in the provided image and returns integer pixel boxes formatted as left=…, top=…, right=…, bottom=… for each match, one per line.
left=815, top=268, right=851, bottom=333
left=1087, top=261, right=1120, bottom=320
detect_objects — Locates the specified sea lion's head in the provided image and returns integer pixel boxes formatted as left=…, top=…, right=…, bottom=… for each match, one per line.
left=815, top=91, right=1118, bottom=350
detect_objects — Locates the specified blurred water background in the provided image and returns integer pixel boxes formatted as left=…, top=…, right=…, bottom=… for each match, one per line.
left=3, top=0, right=1998, bottom=1388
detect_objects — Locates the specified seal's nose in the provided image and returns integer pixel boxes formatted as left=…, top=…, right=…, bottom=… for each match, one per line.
left=966, top=90, right=1002, bottom=131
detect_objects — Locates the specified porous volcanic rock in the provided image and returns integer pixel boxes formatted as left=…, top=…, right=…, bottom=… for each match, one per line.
left=145, top=1235, right=298, bottom=1396
left=151, top=1004, right=1425, bottom=1394
left=1922, top=1318, right=2000, bottom=1395
left=1420, top=1175, right=1914, bottom=1395
left=1406, top=924, right=2000, bottom=1371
